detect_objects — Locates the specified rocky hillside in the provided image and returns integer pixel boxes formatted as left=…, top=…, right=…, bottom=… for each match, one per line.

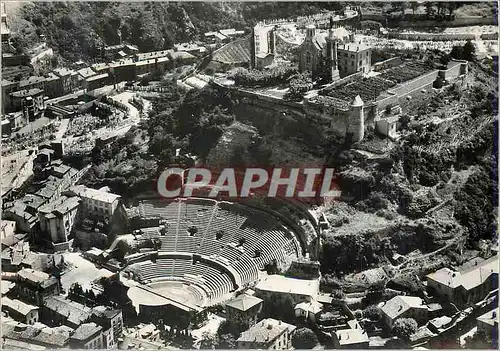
left=7, top=2, right=344, bottom=61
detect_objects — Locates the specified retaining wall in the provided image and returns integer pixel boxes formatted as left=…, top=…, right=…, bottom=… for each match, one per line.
left=387, top=32, right=476, bottom=41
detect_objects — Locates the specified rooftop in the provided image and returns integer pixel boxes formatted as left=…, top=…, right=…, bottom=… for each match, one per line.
left=381, top=296, right=426, bottom=320
left=44, top=296, right=93, bottom=327
left=19, top=76, right=47, bottom=87
left=86, top=73, right=109, bottom=82
left=136, top=50, right=173, bottom=61
left=53, top=68, right=77, bottom=77
left=426, top=255, right=499, bottom=290
left=429, top=316, right=453, bottom=330
left=476, top=307, right=499, bottom=327
left=70, top=322, right=102, bottom=341
left=77, top=67, right=97, bottom=79
left=338, top=42, right=370, bottom=52
left=237, top=318, right=296, bottom=344
left=38, top=195, right=81, bottom=216
left=70, top=185, right=121, bottom=204
left=2, top=297, right=39, bottom=316
left=225, top=294, right=263, bottom=311
left=170, top=51, right=196, bottom=60
left=335, top=322, right=369, bottom=345
left=255, top=275, right=319, bottom=297
left=10, top=88, right=44, bottom=98
left=295, top=300, right=323, bottom=314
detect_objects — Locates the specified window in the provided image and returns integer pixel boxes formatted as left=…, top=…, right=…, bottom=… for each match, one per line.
left=306, top=51, right=312, bottom=64
left=359, top=60, right=363, bottom=65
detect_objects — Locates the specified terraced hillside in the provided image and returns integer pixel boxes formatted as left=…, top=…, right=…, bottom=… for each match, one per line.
left=212, top=37, right=251, bottom=64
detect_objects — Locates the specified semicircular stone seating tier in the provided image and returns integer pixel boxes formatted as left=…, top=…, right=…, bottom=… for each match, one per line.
left=129, top=198, right=302, bottom=300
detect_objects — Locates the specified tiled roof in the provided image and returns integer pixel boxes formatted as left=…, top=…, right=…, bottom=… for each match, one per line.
left=427, top=255, right=499, bottom=291
left=44, top=296, right=93, bottom=327
left=2, top=297, right=39, bottom=316
left=381, top=296, right=426, bottom=320
left=225, top=294, right=262, bottom=311
left=70, top=322, right=102, bottom=341
left=70, top=185, right=120, bottom=204
left=237, top=318, right=296, bottom=344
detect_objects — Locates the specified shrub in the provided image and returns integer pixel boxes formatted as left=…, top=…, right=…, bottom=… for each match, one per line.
left=363, top=305, right=382, bottom=321
left=291, top=328, right=318, bottom=349
left=230, top=65, right=298, bottom=87
left=284, top=72, right=313, bottom=101
left=393, top=318, right=418, bottom=341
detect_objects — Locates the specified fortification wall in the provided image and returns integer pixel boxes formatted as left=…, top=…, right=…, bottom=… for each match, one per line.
left=329, top=71, right=364, bottom=89
left=390, top=70, right=440, bottom=97
left=372, top=57, right=404, bottom=72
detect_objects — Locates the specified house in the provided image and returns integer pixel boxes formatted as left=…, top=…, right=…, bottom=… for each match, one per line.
left=1, top=220, right=16, bottom=238
left=250, top=24, right=276, bottom=69
left=1, top=321, right=72, bottom=349
left=294, top=300, right=323, bottom=323
left=68, top=185, right=121, bottom=222
left=225, top=294, right=263, bottom=328
left=90, top=305, right=123, bottom=348
left=219, top=28, right=245, bottom=38
left=380, top=296, right=428, bottom=329
left=53, top=68, right=79, bottom=95
left=237, top=318, right=296, bottom=349
left=10, top=88, right=45, bottom=121
left=37, top=195, right=81, bottom=250
left=426, top=255, right=499, bottom=308
left=69, top=322, right=103, bottom=349
left=42, top=72, right=63, bottom=98
left=2, top=296, right=39, bottom=325
left=332, top=320, right=369, bottom=349
left=476, top=307, right=498, bottom=338
left=16, top=268, right=60, bottom=306
left=3, top=194, right=46, bottom=233
left=42, top=296, right=93, bottom=329
left=255, top=275, right=319, bottom=304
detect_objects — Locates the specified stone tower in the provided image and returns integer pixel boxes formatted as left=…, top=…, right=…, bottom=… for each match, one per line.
left=349, top=95, right=364, bottom=142
left=325, top=28, right=340, bottom=82
left=305, top=24, right=316, bottom=39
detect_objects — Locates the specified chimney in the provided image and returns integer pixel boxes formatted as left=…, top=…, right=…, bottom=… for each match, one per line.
left=398, top=305, right=403, bottom=312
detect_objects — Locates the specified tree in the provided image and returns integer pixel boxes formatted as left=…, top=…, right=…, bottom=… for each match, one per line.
left=392, top=318, right=418, bottom=341
left=216, top=334, right=236, bottom=349
left=410, top=2, right=419, bottom=14
left=463, top=40, right=476, bottom=61
left=200, top=332, right=218, bottom=349
left=465, top=329, right=497, bottom=349
left=433, top=76, right=444, bottom=89
left=424, top=2, right=436, bottom=19
left=363, top=305, right=382, bottom=321
left=217, top=319, right=242, bottom=337
left=399, top=114, right=411, bottom=130
left=291, top=328, right=318, bottom=349
left=259, top=294, right=295, bottom=323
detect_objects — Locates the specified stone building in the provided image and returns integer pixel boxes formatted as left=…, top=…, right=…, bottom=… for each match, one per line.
left=426, top=255, right=498, bottom=308
left=237, top=318, right=296, bottom=350
left=380, top=296, right=428, bottom=329
left=297, top=24, right=370, bottom=80
left=225, top=294, right=263, bottom=328
left=15, top=268, right=60, bottom=306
